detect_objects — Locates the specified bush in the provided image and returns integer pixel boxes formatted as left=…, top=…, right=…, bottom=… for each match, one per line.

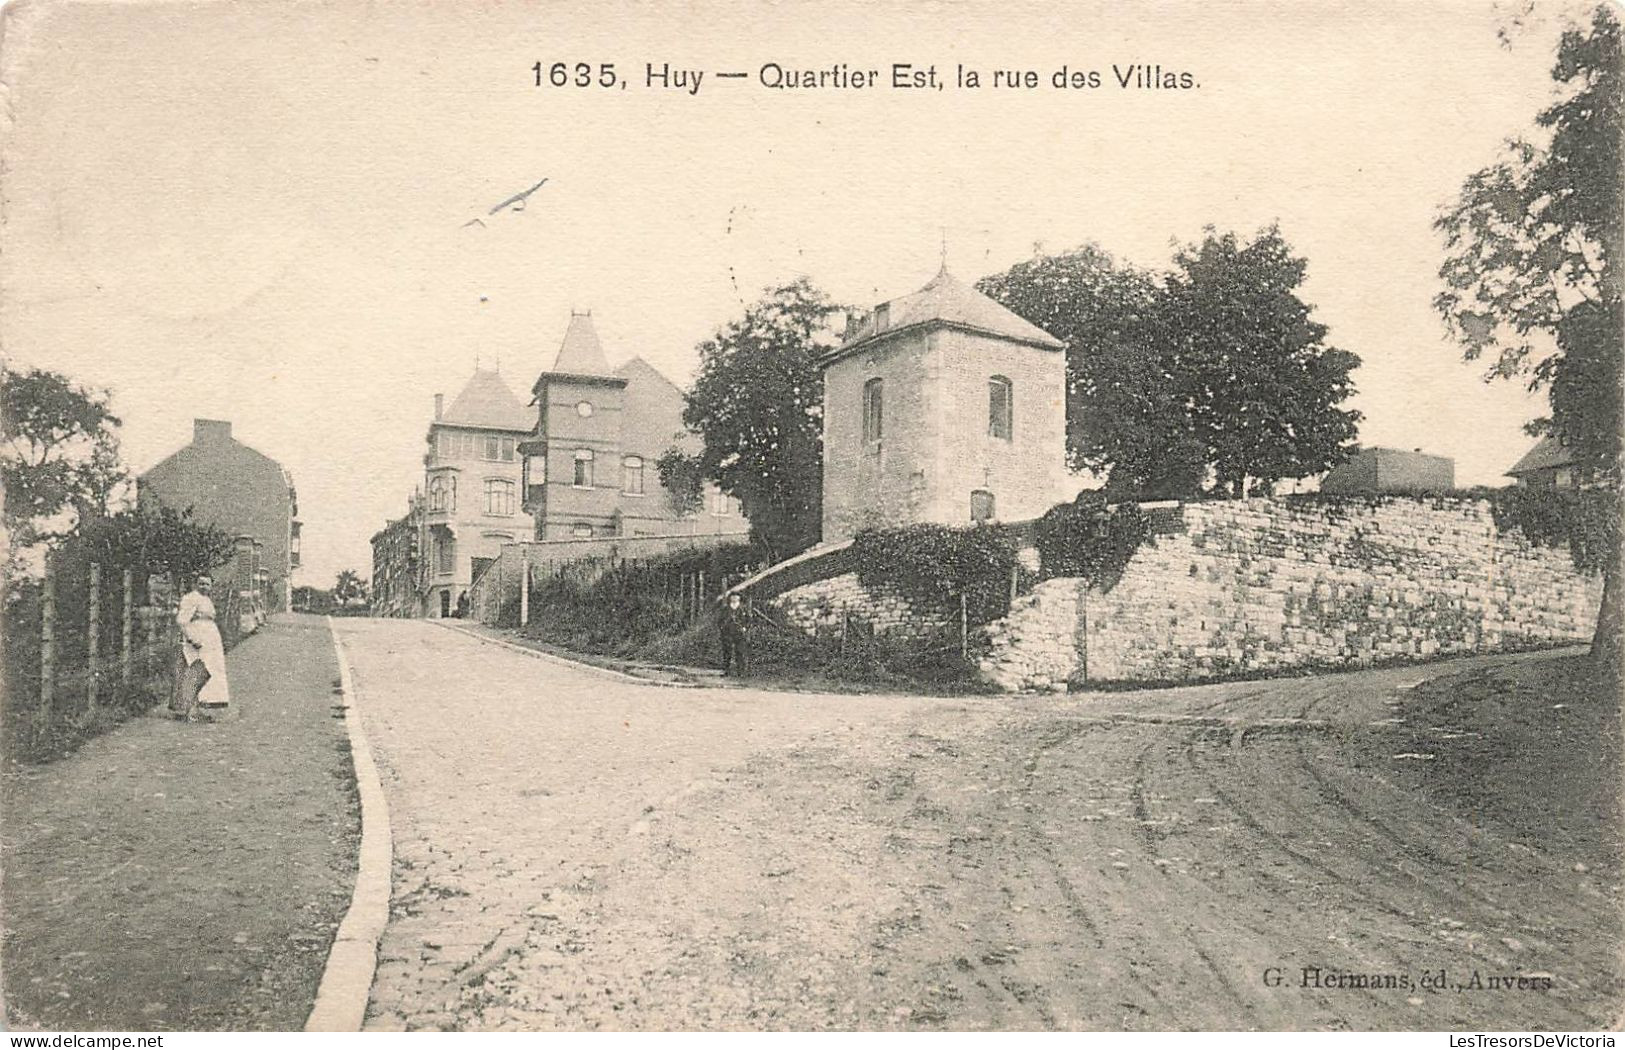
left=511, top=541, right=769, bottom=651
left=1035, top=491, right=1152, bottom=589
left=849, top=523, right=1019, bottom=624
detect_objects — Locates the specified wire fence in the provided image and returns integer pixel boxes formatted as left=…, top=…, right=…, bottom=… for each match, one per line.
left=3, top=548, right=257, bottom=763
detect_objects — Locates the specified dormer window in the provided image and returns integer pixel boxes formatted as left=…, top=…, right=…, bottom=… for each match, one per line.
left=988, top=376, right=1013, bottom=441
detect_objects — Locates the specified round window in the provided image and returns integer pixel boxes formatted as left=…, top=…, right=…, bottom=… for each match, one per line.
left=576, top=401, right=594, bottom=418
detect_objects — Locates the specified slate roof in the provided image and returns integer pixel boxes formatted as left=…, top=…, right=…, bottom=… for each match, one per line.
left=1505, top=434, right=1576, bottom=477
left=830, top=266, right=1065, bottom=362
left=549, top=311, right=613, bottom=376
left=441, top=368, right=534, bottom=431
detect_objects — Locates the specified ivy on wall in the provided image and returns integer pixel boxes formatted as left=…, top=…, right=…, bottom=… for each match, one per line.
left=849, top=523, right=1019, bottom=623
left=1482, top=486, right=1618, bottom=575
left=1035, top=492, right=1153, bottom=590
left=1287, top=485, right=1618, bottom=575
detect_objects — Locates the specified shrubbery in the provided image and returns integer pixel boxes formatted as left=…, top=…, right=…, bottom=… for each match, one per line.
left=1034, top=491, right=1152, bottom=590
left=849, top=522, right=1020, bottom=624
left=507, top=542, right=766, bottom=654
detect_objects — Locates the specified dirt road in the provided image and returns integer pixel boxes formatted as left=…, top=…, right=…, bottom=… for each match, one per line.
left=3, top=615, right=358, bottom=1031
left=337, top=618, right=1621, bottom=1031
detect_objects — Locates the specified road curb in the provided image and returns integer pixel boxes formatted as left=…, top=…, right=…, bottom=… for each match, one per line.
left=431, top=620, right=703, bottom=688
left=306, top=618, right=394, bottom=1032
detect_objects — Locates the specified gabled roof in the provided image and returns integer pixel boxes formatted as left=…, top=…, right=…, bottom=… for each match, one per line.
left=440, top=368, right=533, bottom=431
left=829, top=266, right=1065, bottom=364
left=549, top=311, right=613, bottom=376
left=1505, top=434, right=1576, bottom=477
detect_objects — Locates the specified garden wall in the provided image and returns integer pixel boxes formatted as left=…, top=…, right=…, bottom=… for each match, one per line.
left=772, top=571, right=953, bottom=643
left=978, top=496, right=1603, bottom=690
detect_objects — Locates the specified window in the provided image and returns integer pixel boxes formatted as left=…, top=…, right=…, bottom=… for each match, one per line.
left=711, top=489, right=735, bottom=517
left=440, top=431, right=480, bottom=459
left=482, top=435, right=516, bottom=462
left=576, top=401, right=595, bottom=418
left=573, top=448, right=594, bottom=488
left=623, top=455, right=645, bottom=495
left=436, top=535, right=455, bottom=574
left=862, top=378, right=884, bottom=444
left=522, top=454, right=546, bottom=491
left=571, top=523, right=593, bottom=538
left=971, top=489, right=996, bottom=523
left=427, top=474, right=456, bottom=513
left=483, top=478, right=515, bottom=516
left=988, top=376, right=1013, bottom=441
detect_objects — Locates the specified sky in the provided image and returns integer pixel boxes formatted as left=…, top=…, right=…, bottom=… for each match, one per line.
left=1, top=0, right=1595, bottom=585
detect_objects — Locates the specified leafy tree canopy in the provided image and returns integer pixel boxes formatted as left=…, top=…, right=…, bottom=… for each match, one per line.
left=1, top=366, right=126, bottom=534
left=979, top=227, right=1362, bottom=500
left=676, top=278, right=846, bottom=561
left=1435, top=4, right=1622, bottom=480
left=333, top=569, right=367, bottom=605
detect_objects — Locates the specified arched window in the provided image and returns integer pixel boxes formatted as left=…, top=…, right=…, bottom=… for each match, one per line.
left=622, top=455, right=645, bottom=495
left=862, top=378, right=884, bottom=444
left=483, top=478, right=515, bottom=516
left=988, top=376, right=1013, bottom=441
left=427, top=474, right=456, bottom=513
left=971, top=489, right=996, bottom=523
left=573, top=448, right=595, bottom=488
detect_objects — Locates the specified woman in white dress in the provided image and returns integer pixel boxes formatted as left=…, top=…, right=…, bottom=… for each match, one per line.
left=176, top=573, right=230, bottom=718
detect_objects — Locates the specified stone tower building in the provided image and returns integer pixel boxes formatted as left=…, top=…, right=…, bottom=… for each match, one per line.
left=820, top=267, right=1067, bottom=543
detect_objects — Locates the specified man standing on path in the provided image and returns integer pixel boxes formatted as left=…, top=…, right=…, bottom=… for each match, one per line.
left=719, top=592, right=749, bottom=677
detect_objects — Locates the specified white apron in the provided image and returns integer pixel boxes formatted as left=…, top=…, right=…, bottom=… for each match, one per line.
left=177, top=591, right=230, bottom=706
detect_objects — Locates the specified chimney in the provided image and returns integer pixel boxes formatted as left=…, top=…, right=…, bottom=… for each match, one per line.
left=194, top=419, right=232, bottom=445
left=434, top=394, right=444, bottom=420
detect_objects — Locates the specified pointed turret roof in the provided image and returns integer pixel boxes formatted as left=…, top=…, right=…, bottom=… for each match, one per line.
left=829, top=266, right=1065, bottom=364
left=549, top=311, right=613, bottom=376
left=441, top=368, right=533, bottom=431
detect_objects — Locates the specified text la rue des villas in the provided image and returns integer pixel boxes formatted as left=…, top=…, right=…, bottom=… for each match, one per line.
left=531, top=61, right=1199, bottom=95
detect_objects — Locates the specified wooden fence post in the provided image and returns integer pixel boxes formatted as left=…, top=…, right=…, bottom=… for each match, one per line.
left=1010, top=564, right=1019, bottom=610
left=520, top=561, right=530, bottom=626
left=87, top=562, right=101, bottom=712
left=960, top=592, right=969, bottom=660
left=146, top=606, right=159, bottom=679
left=121, top=568, right=134, bottom=683
left=39, top=560, right=56, bottom=733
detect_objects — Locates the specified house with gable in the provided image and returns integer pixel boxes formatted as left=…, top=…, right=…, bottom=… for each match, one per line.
left=519, top=310, right=747, bottom=542
left=419, top=367, right=534, bottom=618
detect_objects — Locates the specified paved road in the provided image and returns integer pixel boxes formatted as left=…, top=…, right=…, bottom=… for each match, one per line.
left=336, top=618, right=1621, bottom=1031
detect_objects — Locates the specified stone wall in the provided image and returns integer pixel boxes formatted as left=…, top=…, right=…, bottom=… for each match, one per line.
left=771, top=571, right=953, bottom=643
left=979, top=579, right=1085, bottom=691
left=978, top=496, right=1603, bottom=690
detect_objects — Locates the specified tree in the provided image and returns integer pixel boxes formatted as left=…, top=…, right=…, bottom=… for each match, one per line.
left=655, top=445, right=706, bottom=517
left=1434, top=4, right=1623, bottom=670
left=1163, top=225, right=1363, bottom=497
left=1, top=367, right=127, bottom=538
left=81, top=505, right=236, bottom=587
left=333, top=570, right=366, bottom=606
left=979, top=230, right=1362, bottom=499
left=976, top=245, right=1207, bottom=498
left=676, top=279, right=846, bottom=561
